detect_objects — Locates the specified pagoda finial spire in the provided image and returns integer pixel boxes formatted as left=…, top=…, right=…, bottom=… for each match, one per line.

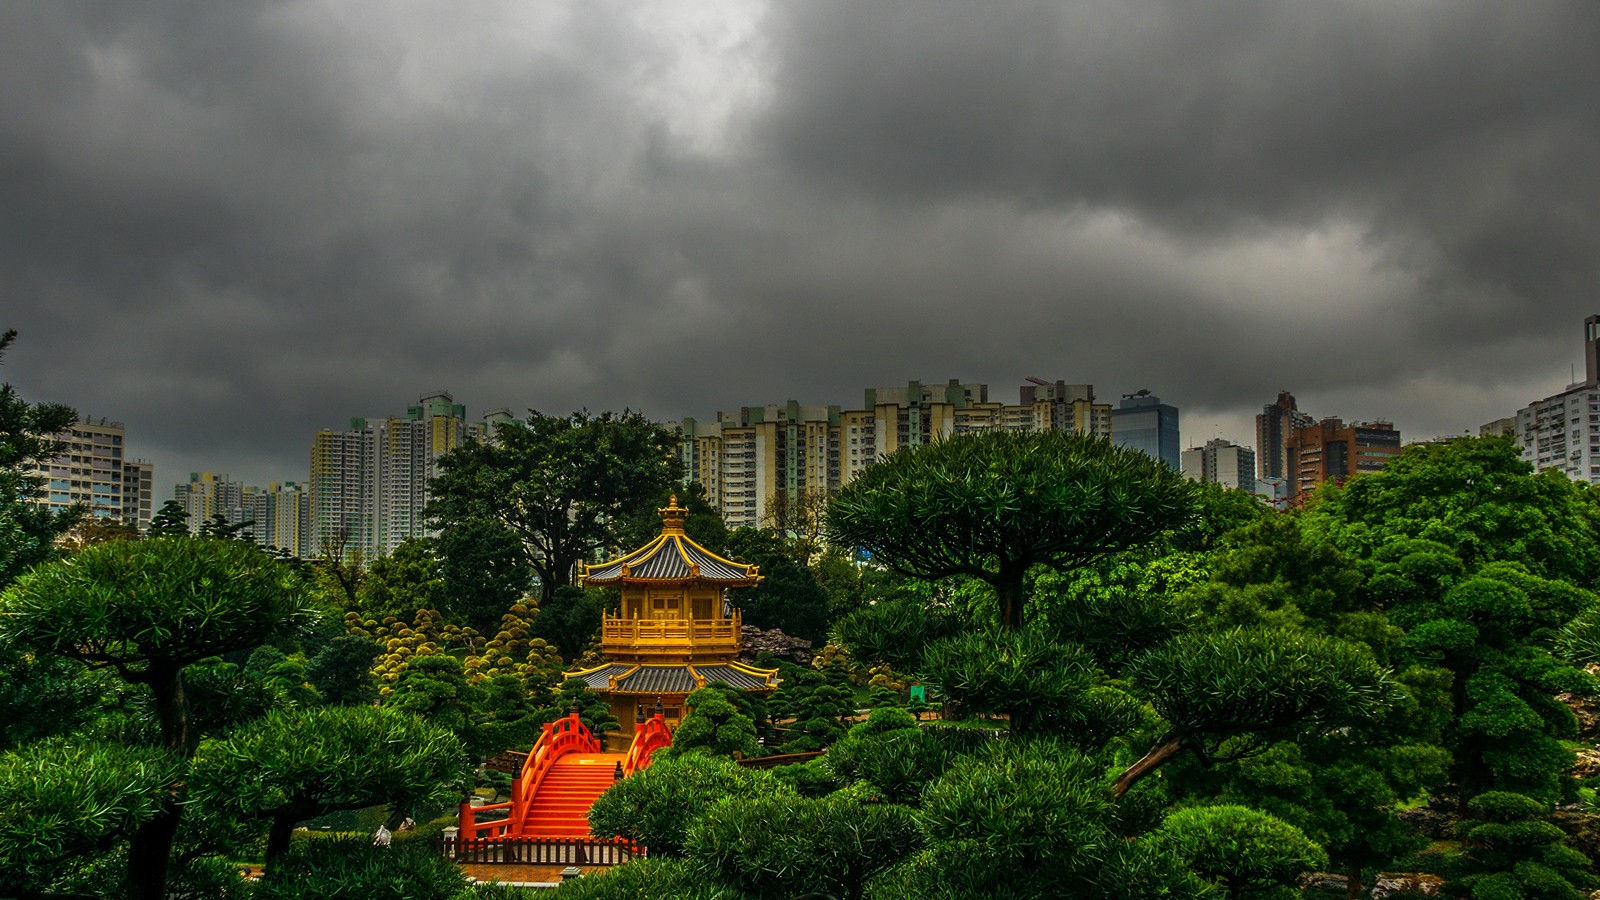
left=658, top=494, right=688, bottom=535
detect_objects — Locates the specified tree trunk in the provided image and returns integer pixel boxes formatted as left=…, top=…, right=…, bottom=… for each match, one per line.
left=266, top=814, right=299, bottom=867
left=1111, top=737, right=1184, bottom=798
left=1010, top=705, right=1033, bottom=737
left=994, top=569, right=1026, bottom=630
left=126, top=799, right=182, bottom=900
left=126, top=667, right=190, bottom=899
left=148, top=667, right=190, bottom=756
left=1346, top=863, right=1363, bottom=900
left=534, top=558, right=558, bottom=603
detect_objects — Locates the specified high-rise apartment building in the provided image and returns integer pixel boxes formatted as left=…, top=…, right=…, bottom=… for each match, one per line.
left=1019, top=379, right=1113, bottom=438
left=30, top=417, right=154, bottom=532
left=1286, top=418, right=1401, bottom=498
left=173, top=473, right=311, bottom=556
left=1492, top=316, right=1600, bottom=484
left=243, top=482, right=311, bottom=557
left=1256, top=391, right=1312, bottom=482
left=1479, top=417, right=1517, bottom=438
left=1111, top=391, right=1180, bottom=469
left=309, top=391, right=485, bottom=558
left=669, top=378, right=1119, bottom=528
left=1181, top=439, right=1257, bottom=494
left=692, top=401, right=842, bottom=529
left=175, top=471, right=245, bottom=532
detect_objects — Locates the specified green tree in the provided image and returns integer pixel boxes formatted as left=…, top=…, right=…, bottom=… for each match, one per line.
left=1448, top=791, right=1598, bottom=898
left=436, top=518, right=532, bottom=634
left=476, top=671, right=548, bottom=755
left=539, top=678, right=621, bottom=740
left=532, top=585, right=609, bottom=662
left=1150, top=804, right=1327, bottom=899
left=587, top=753, right=793, bottom=857
left=820, top=708, right=991, bottom=805
left=826, top=431, right=1195, bottom=629
left=612, top=483, right=729, bottom=555
left=305, top=633, right=381, bottom=705
left=385, top=654, right=492, bottom=757
left=1032, top=563, right=1198, bottom=670
left=146, top=499, right=191, bottom=537
left=428, top=410, right=683, bottom=602
left=0, top=537, right=314, bottom=899
left=884, top=740, right=1205, bottom=899
left=661, top=684, right=761, bottom=760
left=0, top=639, right=131, bottom=753
left=548, top=856, right=739, bottom=900
left=830, top=594, right=963, bottom=672
left=187, top=706, right=471, bottom=866
left=250, top=836, right=469, bottom=900
left=198, top=512, right=255, bottom=541
left=1116, top=626, right=1395, bottom=797
left=767, top=666, right=856, bottom=752
left=1556, top=603, right=1600, bottom=665
left=1302, top=438, right=1600, bottom=895
left=0, top=329, right=81, bottom=587
left=725, top=526, right=831, bottom=643
left=1308, top=436, right=1600, bottom=584
left=0, top=740, right=179, bottom=900
left=183, top=657, right=282, bottom=738
left=921, top=626, right=1144, bottom=740
left=357, top=537, right=448, bottom=622
left=687, top=785, right=922, bottom=900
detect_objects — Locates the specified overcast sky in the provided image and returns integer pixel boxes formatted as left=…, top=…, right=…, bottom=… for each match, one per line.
left=3, top=1, right=1598, bottom=489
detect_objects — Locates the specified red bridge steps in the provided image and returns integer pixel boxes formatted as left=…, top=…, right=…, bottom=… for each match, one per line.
left=521, top=753, right=625, bottom=838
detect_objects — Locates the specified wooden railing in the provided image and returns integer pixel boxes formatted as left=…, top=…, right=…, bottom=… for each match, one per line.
left=459, top=711, right=600, bottom=840
left=600, top=611, right=741, bottom=654
left=443, top=835, right=643, bottom=865
left=623, top=713, right=673, bottom=775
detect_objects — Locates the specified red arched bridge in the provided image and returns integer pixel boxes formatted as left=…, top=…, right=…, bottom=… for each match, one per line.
left=458, top=709, right=672, bottom=841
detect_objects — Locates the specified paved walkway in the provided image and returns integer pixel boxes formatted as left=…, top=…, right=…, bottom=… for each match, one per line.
left=462, top=862, right=606, bottom=886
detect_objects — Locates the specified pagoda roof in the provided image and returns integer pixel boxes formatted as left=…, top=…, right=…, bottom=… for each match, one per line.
left=566, top=661, right=778, bottom=694
left=582, top=496, right=761, bottom=587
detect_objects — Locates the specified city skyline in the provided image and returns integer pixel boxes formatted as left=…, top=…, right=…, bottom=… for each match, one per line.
left=4, top=2, right=1597, bottom=487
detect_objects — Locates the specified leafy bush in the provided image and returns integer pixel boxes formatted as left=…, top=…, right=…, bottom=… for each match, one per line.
left=1150, top=804, right=1327, bottom=898
left=686, top=785, right=921, bottom=900
left=587, top=754, right=792, bottom=857
left=252, top=836, right=467, bottom=900
left=658, top=685, right=760, bottom=760
left=1129, top=626, right=1395, bottom=760
left=0, top=740, right=179, bottom=898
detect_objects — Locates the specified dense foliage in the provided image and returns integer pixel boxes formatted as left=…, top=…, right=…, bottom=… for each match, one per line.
left=827, top=431, right=1196, bottom=627
left=427, top=409, right=682, bottom=601
left=3, top=381, right=1597, bottom=900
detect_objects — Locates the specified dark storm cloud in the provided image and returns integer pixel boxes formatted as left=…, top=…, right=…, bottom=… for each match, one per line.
left=2, top=1, right=1598, bottom=486
left=750, top=0, right=1600, bottom=427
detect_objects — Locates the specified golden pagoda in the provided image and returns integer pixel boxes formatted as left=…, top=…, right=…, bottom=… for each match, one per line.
left=566, top=495, right=779, bottom=747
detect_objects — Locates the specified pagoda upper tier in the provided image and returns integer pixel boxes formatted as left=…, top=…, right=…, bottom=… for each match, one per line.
left=582, top=497, right=761, bottom=588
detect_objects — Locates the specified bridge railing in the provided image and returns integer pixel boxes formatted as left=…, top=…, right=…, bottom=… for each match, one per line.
left=459, top=709, right=600, bottom=840
left=623, top=712, right=672, bottom=775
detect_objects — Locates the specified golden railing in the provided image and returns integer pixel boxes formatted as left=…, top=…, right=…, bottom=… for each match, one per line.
left=600, top=610, right=742, bottom=654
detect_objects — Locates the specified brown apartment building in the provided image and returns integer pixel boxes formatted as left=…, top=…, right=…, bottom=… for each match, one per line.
left=1287, top=417, right=1401, bottom=500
